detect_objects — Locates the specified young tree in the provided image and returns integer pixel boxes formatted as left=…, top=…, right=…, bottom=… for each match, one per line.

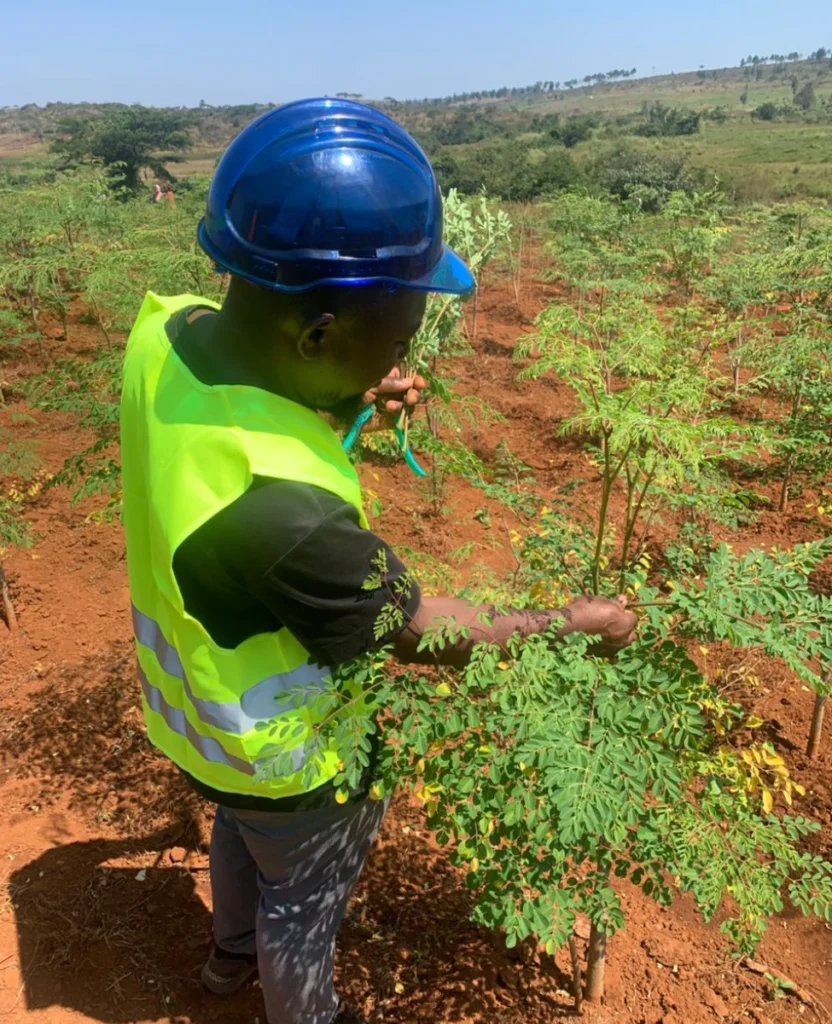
left=793, top=81, right=816, bottom=110
left=52, top=108, right=192, bottom=192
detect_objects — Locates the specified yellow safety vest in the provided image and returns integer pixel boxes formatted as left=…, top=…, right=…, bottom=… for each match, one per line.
left=120, top=292, right=368, bottom=799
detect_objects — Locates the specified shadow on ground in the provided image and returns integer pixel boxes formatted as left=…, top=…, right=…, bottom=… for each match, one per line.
left=2, top=640, right=203, bottom=835
left=9, top=830, right=264, bottom=1024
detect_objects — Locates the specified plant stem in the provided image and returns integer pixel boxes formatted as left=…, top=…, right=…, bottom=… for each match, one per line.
left=807, top=694, right=827, bottom=760
left=777, top=455, right=792, bottom=513
left=26, top=279, right=40, bottom=335
left=0, top=556, right=17, bottom=633
left=592, top=433, right=613, bottom=592
left=471, top=281, right=480, bottom=341
left=585, top=922, right=607, bottom=1002
left=90, top=296, right=112, bottom=348
left=568, top=934, right=583, bottom=1013
left=806, top=669, right=829, bottom=759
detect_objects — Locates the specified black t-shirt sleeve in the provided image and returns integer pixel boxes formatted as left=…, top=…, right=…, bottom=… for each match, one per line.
left=173, top=478, right=420, bottom=666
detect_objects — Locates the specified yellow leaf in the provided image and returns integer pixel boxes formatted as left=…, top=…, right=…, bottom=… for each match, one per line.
left=740, top=750, right=755, bottom=766
left=415, top=758, right=426, bottom=775
left=793, top=783, right=806, bottom=797
left=394, top=982, right=405, bottom=995
left=745, top=715, right=765, bottom=729
left=370, top=783, right=384, bottom=801
left=335, top=788, right=349, bottom=805
left=468, top=857, right=480, bottom=873
left=425, top=799, right=438, bottom=817
left=761, top=751, right=784, bottom=767
left=497, top=662, right=509, bottom=670
left=435, top=683, right=452, bottom=697
left=699, top=646, right=709, bottom=656
left=761, top=788, right=773, bottom=814
left=818, top=506, right=825, bottom=516
left=782, top=787, right=793, bottom=806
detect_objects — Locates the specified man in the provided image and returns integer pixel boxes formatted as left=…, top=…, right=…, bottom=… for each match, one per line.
left=120, top=98, right=636, bottom=1024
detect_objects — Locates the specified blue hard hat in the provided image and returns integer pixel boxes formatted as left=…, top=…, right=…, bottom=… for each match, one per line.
left=197, top=97, right=474, bottom=295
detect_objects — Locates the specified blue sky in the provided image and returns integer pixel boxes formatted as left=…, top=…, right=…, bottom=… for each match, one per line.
left=3, top=0, right=829, bottom=107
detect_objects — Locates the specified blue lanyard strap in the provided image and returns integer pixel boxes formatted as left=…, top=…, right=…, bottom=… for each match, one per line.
left=342, top=404, right=427, bottom=478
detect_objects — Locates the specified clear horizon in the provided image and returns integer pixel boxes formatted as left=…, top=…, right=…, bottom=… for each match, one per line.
left=2, top=0, right=829, bottom=108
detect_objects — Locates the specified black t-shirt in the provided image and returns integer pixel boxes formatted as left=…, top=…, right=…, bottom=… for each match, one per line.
left=172, top=477, right=417, bottom=664
left=165, top=307, right=420, bottom=810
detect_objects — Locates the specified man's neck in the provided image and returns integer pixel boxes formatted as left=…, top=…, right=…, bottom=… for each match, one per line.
left=194, top=303, right=294, bottom=400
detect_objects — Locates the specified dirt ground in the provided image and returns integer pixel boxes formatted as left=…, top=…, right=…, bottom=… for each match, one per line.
left=0, top=268, right=830, bottom=1024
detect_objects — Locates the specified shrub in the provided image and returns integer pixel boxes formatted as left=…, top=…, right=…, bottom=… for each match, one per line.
left=753, top=102, right=779, bottom=121
left=633, top=102, right=701, bottom=137
left=435, top=141, right=582, bottom=201
left=588, top=147, right=697, bottom=212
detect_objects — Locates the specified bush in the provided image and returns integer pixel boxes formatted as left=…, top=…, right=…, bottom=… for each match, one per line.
left=555, top=115, right=600, bottom=148
left=588, top=147, right=697, bottom=212
left=434, top=141, right=582, bottom=201
left=633, top=103, right=701, bottom=138
left=753, top=102, right=779, bottom=121
left=702, top=106, right=730, bottom=123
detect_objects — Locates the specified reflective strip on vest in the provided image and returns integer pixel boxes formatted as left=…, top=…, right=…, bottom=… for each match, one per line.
left=137, top=663, right=309, bottom=776
left=137, top=662, right=255, bottom=775
left=132, top=605, right=330, bottom=735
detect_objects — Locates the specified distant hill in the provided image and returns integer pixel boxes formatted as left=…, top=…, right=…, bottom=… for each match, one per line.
left=2, top=51, right=830, bottom=203
left=1, top=53, right=829, bottom=146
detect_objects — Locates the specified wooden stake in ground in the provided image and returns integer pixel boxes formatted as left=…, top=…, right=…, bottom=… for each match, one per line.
left=0, top=555, right=17, bottom=632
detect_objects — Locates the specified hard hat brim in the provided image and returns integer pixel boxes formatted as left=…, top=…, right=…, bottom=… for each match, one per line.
left=200, top=220, right=474, bottom=297
left=415, top=244, right=476, bottom=296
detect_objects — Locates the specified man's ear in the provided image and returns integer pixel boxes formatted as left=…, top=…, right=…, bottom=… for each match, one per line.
left=297, top=313, right=336, bottom=362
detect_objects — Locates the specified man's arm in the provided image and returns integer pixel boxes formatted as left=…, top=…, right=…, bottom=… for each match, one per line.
left=392, top=594, right=638, bottom=667
left=177, top=477, right=638, bottom=670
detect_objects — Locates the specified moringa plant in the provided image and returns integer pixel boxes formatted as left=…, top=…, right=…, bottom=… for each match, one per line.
left=270, top=528, right=832, bottom=1006
left=516, top=293, right=754, bottom=588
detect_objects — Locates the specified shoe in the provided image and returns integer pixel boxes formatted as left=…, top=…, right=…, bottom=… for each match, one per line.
left=200, top=946, right=258, bottom=994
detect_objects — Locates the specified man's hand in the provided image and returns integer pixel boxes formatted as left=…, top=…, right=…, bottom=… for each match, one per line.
left=558, top=594, right=638, bottom=652
left=362, top=367, right=427, bottom=432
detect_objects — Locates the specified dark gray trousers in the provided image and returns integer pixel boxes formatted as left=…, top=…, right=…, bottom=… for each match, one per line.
left=209, top=798, right=387, bottom=1024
